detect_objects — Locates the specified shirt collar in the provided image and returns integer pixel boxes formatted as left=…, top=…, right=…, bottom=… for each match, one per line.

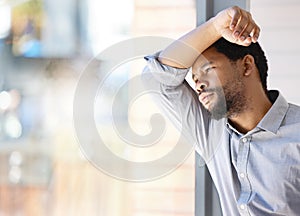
left=256, top=90, right=289, bottom=134
left=225, top=90, right=289, bottom=135
left=226, top=120, right=241, bottom=136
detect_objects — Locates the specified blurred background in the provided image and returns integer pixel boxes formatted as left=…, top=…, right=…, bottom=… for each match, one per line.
left=0, top=0, right=299, bottom=215
left=0, top=0, right=196, bottom=215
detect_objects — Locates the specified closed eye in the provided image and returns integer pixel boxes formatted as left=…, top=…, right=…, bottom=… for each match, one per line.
left=205, top=67, right=216, bottom=73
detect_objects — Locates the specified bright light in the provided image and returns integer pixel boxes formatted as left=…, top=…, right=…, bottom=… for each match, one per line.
left=9, top=151, right=23, bottom=166
left=0, top=5, right=11, bottom=39
left=87, top=0, right=134, bottom=55
left=9, top=166, right=22, bottom=184
left=0, top=91, right=12, bottom=110
left=5, top=114, right=22, bottom=138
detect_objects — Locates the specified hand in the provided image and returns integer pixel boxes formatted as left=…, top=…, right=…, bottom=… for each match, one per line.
left=212, top=6, right=260, bottom=46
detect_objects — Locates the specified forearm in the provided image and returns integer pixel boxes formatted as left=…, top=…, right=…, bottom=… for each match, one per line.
left=158, top=18, right=220, bottom=69
left=158, top=6, right=260, bottom=69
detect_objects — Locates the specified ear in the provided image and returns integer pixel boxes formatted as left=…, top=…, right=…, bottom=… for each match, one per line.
left=242, top=54, right=255, bottom=76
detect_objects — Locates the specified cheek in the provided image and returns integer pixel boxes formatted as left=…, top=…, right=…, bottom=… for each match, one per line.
left=208, top=72, right=223, bottom=88
left=215, top=67, right=240, bottom=88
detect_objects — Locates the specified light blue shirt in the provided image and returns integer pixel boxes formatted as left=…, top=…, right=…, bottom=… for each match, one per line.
left=143, top=54, right=300, bottom=216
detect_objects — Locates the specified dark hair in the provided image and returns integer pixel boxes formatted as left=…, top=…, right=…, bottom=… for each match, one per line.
left=211, top=38, right=268, bottom=92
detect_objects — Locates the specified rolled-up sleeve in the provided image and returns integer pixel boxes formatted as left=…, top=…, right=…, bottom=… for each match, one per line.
left=143, top=52, right=189, bottom=87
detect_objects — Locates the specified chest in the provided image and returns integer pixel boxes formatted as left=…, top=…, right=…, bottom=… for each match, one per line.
left=208, top=128, right=300, bottom=215
left=230, top=131, right=300, bottom=189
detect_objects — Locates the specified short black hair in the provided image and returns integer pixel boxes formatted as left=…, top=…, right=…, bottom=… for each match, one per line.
left=210, top=37, right=268, bottom=92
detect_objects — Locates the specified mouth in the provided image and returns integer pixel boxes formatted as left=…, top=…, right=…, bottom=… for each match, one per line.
left=199, top=92, right=214, bottom=106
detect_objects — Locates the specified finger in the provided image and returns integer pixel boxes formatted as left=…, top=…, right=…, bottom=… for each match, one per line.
left=233, top=10, right=250, bottom=39
left=228, top=6, right=242, bottom=30
left=236, top=37, right=252, bottom=47
left=245, top=36, right=252, bottom=44
left=239, top=14, right=256, bottom=41
left=251, top=25, right=260, bottom=43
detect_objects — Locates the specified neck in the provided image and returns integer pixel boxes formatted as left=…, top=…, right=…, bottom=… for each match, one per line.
left=229, top=89, right=272, bottom=134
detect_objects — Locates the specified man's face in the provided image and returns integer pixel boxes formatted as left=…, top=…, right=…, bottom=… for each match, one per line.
left=192, top=47, right=247, bottom=119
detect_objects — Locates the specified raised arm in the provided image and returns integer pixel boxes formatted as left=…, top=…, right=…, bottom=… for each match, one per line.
left=159, top=6, right=260, bottom=68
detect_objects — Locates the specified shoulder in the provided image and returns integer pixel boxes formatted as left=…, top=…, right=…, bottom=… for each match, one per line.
left=288, top=103, right=300, bottom=111
left=284, top=102, right=300, bottom=125
left=268, top=90, right=300, bottom=126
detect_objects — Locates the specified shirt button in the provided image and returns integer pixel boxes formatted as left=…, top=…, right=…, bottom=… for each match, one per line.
left=240, top=204, right=246, bottom=210
left=240, top=172, right=245, bottom=178
left=242, top=137, right=248, bottom=143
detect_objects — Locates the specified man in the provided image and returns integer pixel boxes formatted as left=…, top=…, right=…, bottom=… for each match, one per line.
left=143, top=6, right=300, bottom=216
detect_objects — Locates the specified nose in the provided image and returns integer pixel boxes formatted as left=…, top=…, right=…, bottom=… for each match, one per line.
left=195, top=80, right=207, bottom=94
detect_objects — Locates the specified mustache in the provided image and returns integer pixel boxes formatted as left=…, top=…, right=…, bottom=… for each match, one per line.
left=202, top=88, right=217, bottom=92
left=198, top=87, right=225, bottom=97
left=198, top=88, right=218, bottom=94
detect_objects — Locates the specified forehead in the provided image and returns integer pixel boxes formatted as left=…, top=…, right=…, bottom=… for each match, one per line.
left=192, top=47, right=229, bottom=70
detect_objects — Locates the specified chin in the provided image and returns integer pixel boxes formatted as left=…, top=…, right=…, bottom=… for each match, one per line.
left=205, top=101, right=216, bottom=113
left=209, top=104, right=228, bottom=120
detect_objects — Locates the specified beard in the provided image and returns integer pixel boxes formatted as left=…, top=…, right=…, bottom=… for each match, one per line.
left=205, top=78, right=247, bottom=120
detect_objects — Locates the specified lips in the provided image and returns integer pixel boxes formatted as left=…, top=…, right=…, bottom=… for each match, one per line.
left=199, top=92, right=214, bottom=105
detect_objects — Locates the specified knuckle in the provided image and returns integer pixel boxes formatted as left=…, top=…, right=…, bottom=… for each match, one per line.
left=231, top=6, right=239, bottom=10
left=257, top=26, right=261, bottom=32
left=232, top=6, right=241, bottom=15
left=246, top=12, right=252, bottom=18
left=255, top=27, right=260, bottom=35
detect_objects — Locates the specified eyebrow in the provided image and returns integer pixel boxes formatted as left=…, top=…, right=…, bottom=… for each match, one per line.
left=192, top=61, right=214, bottom=80
left=200, top=61, right=213, bottom=70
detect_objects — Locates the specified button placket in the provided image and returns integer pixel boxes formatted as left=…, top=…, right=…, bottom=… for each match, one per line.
left=239, top=172, right=246, bottom=179
left=236, top=136, right=252, bottom=210
left=240, top=204, right=246, bottom=210
left=238, top=203, right=250, bottom=216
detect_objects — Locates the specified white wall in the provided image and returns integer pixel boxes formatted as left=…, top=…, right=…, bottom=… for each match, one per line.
left=251, top=0, right=300, bottom=104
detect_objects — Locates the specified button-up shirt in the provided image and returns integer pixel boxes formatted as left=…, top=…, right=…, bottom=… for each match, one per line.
left=143, top=54, right=300, bottom=216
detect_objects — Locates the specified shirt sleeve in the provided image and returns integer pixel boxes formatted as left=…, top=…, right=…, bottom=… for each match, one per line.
left=143, top=52, right=189, bottom=86
left=142, top=52, right=211, bottom=159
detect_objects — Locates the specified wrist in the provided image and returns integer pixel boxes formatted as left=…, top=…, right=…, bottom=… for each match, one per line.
left=206, top=17, right=222, bottom=41
left=209, top=15, right=221, bottom=35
